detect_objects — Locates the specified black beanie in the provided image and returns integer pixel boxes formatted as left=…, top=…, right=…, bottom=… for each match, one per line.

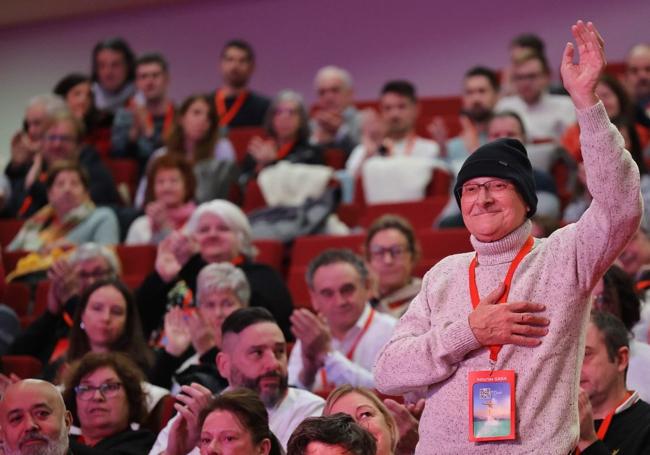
left=453, top=138, right=537, bottom=217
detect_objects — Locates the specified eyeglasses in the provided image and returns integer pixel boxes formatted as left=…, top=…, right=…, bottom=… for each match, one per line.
left=75, top=382, right=122, bottom=400
left=369, top=245, right=409, bottom=261
left=457, top=180, right=512, bottom=199
left=78, top=268, right=113, bottom=281
left=45, top=134, right=75, bottom=144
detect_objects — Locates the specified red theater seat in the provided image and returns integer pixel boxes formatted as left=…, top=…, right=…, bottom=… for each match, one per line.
left=5, top=282, right=30, bottom=317
left=229, top=127, right=266, bottom=165
left=105, top=158, right=139, bottom=204
left=115, top=244, right=157, bottom=280
left=359, top=197, right=449, bottom=229
left=414, top=228, right=472, bottom=276
left=0, top=219, right=24, bottom=248
left=253, top=239, right=284, bottom=275
left=323, top=148, right=347, bottom=170
left=290, top=233, right=365, bottom=269
left=1, top=355, right=43, bottom=379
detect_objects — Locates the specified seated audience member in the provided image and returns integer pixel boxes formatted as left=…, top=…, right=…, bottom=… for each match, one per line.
left=126, top=154, right=196, bottom=245
left=287, top=413, right=377, bottom=455
left=618, top=228, right=650, bottom=280
left=7, top=162, right=119, bottom=252
left=0, top=379, right=72, bottom=455
left=4, top=94, right=66, bottom=218
left=213, top=39, right=270, bottom=129
left=54, top=73, right=113, bottom=159
left=240, top=90, right=323, bottom=183
left=149, top=263, right=248, bottom=391
left=47, top=278, right=153, bottom=382
left=324, top=386, right=403, bottom=455
left=346, top=80, right=440, bottom=178
left=592, top=265, right=650, bottom=400
left=577, top=312, right=650, bottom=454
left=310, top=66, right=361, bottom=155
left=12, top=110, right=121, bottom=218
left=496, top=52, right=575, bottom=143
left=9, top=243, right=120, bottom=364
left=429, top=66, right=500, bottom=171
left=151, top=308, right=325, bottom=453
left=626, top=43, right=650, bottom=127
left=166, top=388, right=283, bottom=455
left=364, top=215, right=422, bottom=318
left=562, top=74, right=649, bottom=162
left=62, top=352, right=157, bottom=454
left=134, top=94, right=236, bottom=207
left=112, top=53, right=175, bottom=164
left=137, top=199, right=293, bottom=340
left=91, top=37, right=136, bottom=114
left=288, top=249, right=397, bottom=393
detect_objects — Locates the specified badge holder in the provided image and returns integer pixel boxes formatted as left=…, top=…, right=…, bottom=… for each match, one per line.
left=468, top=369, right=516, bottom=442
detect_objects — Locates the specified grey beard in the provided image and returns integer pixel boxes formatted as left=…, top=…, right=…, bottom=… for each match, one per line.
left=3, top=425, right=69, bottom=455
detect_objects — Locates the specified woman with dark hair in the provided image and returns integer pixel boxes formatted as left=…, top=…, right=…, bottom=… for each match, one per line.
left=53, top=73, right=113, bottom=159
left=126, top=154, right=197, bottom=245
left=62, top=352, right=156, bottom=454
left=364, top=215, right=422, bottom=318
left=91, top=37, right=136, bottom=113
left=134, top=94, right=237, bottom=207
left=240, top=90, right=323, bottom=183
left=592, top=265, right=650, bottom=402
left=165, top=388, right=283, bottom=455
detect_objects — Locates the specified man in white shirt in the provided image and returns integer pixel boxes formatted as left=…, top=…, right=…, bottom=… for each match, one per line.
left=496, top=53, right=575, bottom=143
left=289, top=249, right=397, bottom=394
left=150, top=308, right=324, bottom=454
left=346, top=80, right=440, bottom=177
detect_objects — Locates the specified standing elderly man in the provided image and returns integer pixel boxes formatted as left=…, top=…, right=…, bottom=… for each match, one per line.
left=374, top=21, right=642, bottom=454
left=0, top=379, right=72, bottom=455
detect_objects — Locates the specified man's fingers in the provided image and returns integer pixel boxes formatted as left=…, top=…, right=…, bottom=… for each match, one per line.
left=507, top=302, right=546, bottom=313
left=512, top=312, right=549, bottom=326
left=509, top=334, right=543, bottom=347
left=511, top=324, right=549, bottom=338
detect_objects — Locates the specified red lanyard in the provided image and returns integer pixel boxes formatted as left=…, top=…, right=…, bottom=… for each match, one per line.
left=319, top=308, right=376, bottom=390
left=468, top=235, right=534, bottom=363
left=575, top=391, right=632, bottom=455
left=145, top=102, right=175, bottom=137
left=276, top=140, right=296, bottom=160
left=215, top=89, right=249, bottom=127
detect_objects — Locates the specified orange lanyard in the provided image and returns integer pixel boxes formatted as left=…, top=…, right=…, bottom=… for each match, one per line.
left=636, top=280, right=650, bottom=292
left=575, top=392, right=633, bottom=455
left=145, top=102, right=175, bottom=137
left=319, top=307, right=376, bottom=390
left=276, top=140, right=296, bottom=160
left=468, top=235, right=534, bottom=363
left=215, top=89, right=249, bottom=127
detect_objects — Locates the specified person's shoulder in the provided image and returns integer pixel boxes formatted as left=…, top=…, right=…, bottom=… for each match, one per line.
left=248, top=90, right=271, bottom=106
left=92, top=206, right=118, bottom=219
left=496, top=95, right=521, bottom=110
left=284, top=387, right=326, bottom=411
left=373, top=308, right=398, bottom=327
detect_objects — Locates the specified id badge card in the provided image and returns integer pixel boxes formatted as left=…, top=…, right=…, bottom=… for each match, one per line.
left=468, top=370, right=516, bottom=442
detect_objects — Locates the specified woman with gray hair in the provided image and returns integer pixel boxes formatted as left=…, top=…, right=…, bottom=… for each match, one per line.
left=240, top=89, right=324, bottom=184
left=137, top=199, right=293, bottom=343
left=149, top=262, right=250, bottom=391
left=9, top=242, right=121, bottom=365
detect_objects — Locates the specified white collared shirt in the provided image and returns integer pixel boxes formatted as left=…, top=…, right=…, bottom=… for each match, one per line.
left=288, top=303, right=397, bottom=391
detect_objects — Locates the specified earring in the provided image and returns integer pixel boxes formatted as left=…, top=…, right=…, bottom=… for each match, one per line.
left=80, top=321, right=86, bottom=330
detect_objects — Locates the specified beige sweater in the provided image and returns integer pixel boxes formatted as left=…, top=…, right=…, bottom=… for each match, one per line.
left=374, top=102, right=642, bottom=454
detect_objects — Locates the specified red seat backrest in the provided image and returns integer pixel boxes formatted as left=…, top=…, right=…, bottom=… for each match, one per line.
left=115, top=244, right=158, bottom=281
left=4, top=282, right=30, bottom=317
left=105, top=158, right=139, bottom=204
left=252, top=239, right=285, bottom=275
left=1, top=355, right=43, bottom=379
left=228, top=127, right=266, bottom=165
left=290, top=233, right=365, bottom=269
left=359, top=197, right=450, bottom=230
left=0, top=219, right=25, bottom=248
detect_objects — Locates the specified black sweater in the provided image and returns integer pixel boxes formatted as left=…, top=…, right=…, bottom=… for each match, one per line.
left=581, top=399, right=650, bottom=455
left=136, top=254, right=294, bottom=341
left=69, top=428, right=156, bottom=455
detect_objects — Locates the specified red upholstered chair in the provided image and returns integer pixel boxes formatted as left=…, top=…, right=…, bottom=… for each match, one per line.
left=290, top=233, right=365, bottom=270
left=4, top=282, right=30, bottom=318
left=359, top=197, right=450, bottom=230
left=414, top=228, right=472, bottom=276
left=1, top=355, right=43, bottom=379
left=323, top=148, right=347, bottom=170
left=252, top=239, right=285, bottom=275
left=115, top=244, right=158, bottom=281
left=287, top=267, right=312, bottom=310
left=2, top=250, right=29, bottom=277
left=0, top=219, right=24, bottom=248
left=242, top=179, right=267, bottom=213
left=105, top=158, right=139, bottom=205
left=228, top=127, right=266, bottom=165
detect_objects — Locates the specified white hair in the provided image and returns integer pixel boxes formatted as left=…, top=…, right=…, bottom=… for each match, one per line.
left=196, top=262, right=251, bottom=306
left=314, top=65, right=353, bottom=90
left=68, top=243, right=122, bottom=276
left=185, top=199, right=256, bottom=259
left=26, top=94, right=66, bottom=117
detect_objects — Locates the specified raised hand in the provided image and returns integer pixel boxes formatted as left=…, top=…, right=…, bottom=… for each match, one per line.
left=47, top=258, right=79, bottom=314
left=290, top=308, right=332, bottom=387
left=560, top=20, right=606, bottom=109
left=155, top=235, right=183, bottom=283
left=186, top=311, right=217, bottom=356
left=577, top=388, right=598, bottom=451
left=165, top=383, right=213, bottom=455
left=164, top=307, right=192, bottom=357
left=468, top=283, right=550, bottom=347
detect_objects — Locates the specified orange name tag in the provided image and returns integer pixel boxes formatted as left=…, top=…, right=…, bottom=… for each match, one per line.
left=468, top=370, right=516, bottom=442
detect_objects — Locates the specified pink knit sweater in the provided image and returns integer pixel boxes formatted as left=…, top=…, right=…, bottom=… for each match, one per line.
left=374, top=102, right=642, bottom=454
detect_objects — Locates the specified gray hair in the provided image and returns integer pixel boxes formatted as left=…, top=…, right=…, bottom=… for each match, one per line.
left=185, top=199, right=256, bottom=259
left=68, top=243, right=121, bottom=276
left=314, top=66, right=353, bottom=90
left=305, top=248, right=369, bottom=290
left=26, top=94, right=66, bottom=117
left=197, top=263, right=251, bottom=306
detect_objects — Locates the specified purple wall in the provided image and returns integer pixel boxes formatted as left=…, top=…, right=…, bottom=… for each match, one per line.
left=1, top=0, right=649, bottom=162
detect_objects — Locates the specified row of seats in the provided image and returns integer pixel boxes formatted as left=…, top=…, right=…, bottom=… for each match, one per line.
left=2, top=227, right=472, bottom=323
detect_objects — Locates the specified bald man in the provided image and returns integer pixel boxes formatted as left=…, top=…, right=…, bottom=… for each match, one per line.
left=0, top=379, right=71, bottom=455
